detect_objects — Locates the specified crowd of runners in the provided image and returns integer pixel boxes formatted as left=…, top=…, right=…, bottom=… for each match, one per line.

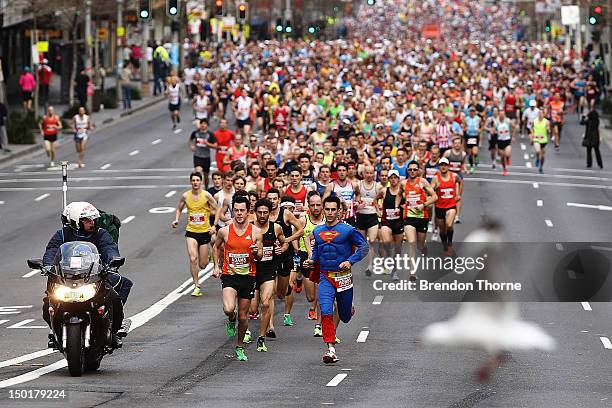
left=165, top=0, right=606, bottom=363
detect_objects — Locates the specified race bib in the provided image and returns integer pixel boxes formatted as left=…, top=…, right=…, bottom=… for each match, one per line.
left=467, top=137, right=477, bottom=146
left=441, top=187, right=454, bottom=199
left=385, top=208, right=400, bottom=220
left=189, top=213, right=206, bottom=225
left=196, top=138, right=207, bottom=147
left=330, top=270, right=353, bottom=292
left=261, top=246, right=274, bottom=262
left=229, top=253, right=250, bottom=275
left=362, top=197, right=374, bottom=207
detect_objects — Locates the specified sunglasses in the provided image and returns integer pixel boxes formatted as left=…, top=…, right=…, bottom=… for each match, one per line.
left=408, top=168, right=419, bottom=172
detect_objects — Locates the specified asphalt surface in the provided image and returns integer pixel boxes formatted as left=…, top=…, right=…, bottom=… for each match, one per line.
left=0, top=102, right=611, bottom=407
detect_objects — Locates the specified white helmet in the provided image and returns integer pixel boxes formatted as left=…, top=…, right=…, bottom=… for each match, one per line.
left=62, top=202, right=100, bottom=231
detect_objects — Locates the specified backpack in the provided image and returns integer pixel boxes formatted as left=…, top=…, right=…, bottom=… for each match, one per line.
left=96, top=210, right=122, bottom=243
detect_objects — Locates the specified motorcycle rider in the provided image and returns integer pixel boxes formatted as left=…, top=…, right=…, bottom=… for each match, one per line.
left=42, top=202, right=132, bottom=348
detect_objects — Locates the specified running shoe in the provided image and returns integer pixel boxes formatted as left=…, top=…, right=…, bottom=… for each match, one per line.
left=503, top=169, right=508, bottom=176
left=235, top=346, right=248, bottom=361
left=191, top=287, right=202, bottom=297
left=256, top=337, right=268, bottom=352
left=455, top=216, right=461, bottom=224
left=391, top=271, right=400, bottom=281
left=432, top=231, right=440, bottom=242
left=226, top=320, right=236, bottom=337
left=294, top=278, right=303, bottom=294
left=474, top=157, right=479, bottom=166
left=535, top=158, right=540, bottom=168
left=365, top=268, right=372, bottom=277
left=172, top=123, right=177, bottom=130
left=335, top=336, right=342, bottom=344
left=266, top=329, right=276, bottom=338
left=491, top=162, right=496, bottom=170
left=243, top=330, right=253, bottom=344
left=283, top=314, right=293, bottom=326
left=383, top=267, right=392, bottom=275
left=555, top=145, right=560, bottom=151
left=249, top=312, right=259, bottom=320
left=469, top=165, right=475, bottom=174
left=507, top=158, right=511, bottom=166
left=313, top=325, right=322, bottom=337
left=308, top=309, right=317, bottom=320
left=538, top=166, right=543, bottom=174
left=322, top=348, right=339, bottom=364
left=409, top=274, right=417, bottom=282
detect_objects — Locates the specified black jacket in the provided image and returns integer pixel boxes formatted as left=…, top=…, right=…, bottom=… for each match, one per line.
left=43, top=227, right=119, bottom=266
left=583, top=110, right=600, bottom=147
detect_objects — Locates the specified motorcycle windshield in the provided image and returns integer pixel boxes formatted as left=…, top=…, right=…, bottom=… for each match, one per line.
left=56, top=241, right=101, bottom=277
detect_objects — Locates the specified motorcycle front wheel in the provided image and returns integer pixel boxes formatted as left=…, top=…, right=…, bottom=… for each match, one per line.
left=66, top=324, right=84, bottom=377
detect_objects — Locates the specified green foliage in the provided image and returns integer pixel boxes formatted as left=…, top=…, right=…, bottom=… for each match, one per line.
left=7, top=112, right=36, bottom=144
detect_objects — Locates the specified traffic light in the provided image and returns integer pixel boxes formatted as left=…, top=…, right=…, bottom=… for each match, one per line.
left=215, top=0, right=223, bottom=16
left=308, top=25, right=315, bottom=34
left=367, top=0, right=376, bottom=6
left=589, top=5, right=604, bottom=25
left=545, top=20, right=551, bottom=33
left=166, top=0, right=179, bottom=17
left=285, top=20, right=292, bottom=33
left=139, top=0, right=152, bottom=20
left=238, top=3, right=247, bottom=21
left=276, top=18, right=283, bottom=33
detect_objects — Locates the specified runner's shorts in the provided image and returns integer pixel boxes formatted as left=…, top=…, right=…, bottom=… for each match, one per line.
left=185, top=231, right=211, bottom=247
left=356, top=213, right=379, bottom=230
left=496, top=139, right=511, bottom=150
left=193, top=156, right=211, bottom=172
left=404, top=217, right=429, bottom=233
left=221, top=274, right=256, bottom=299
left=381, top=218, right=404, bottom=235
left=435, top=206, right=457, bottom=220
left=256, top=265, right=276, bottom=288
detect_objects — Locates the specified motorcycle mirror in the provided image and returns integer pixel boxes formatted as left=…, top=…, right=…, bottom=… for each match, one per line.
left=27, top=259, right=44, bottom=270
left=109, top=257, right=125, bottom=268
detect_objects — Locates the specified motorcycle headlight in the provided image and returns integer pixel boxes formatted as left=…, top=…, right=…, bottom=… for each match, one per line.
left=53, top=284, right=97, bottom=302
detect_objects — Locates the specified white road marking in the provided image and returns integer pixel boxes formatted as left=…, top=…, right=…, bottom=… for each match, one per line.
left=326, top=373, right=348, bottom=387
left=122, top=215, right=135, bottom=224
left=149, top=207, right=175, bottom=214
left=581, top=302, right=592, bottom=311
left=0, top=201, right=4, bottom=204
left=0, top=350, right=56, bottom=369
left=173, top=128, right=182, bottom=134
left=356, top=330, right=370, bottom=343
left=34, top=193, right=49, bottom=202
left=340, top=368, right=352, bottom=371
left=21, top=270, right=38, bottom=278
left=100, top=163, right=112, bottom=170
left=592, top=246, right=612, bottom=252
left=520, top=143, right=527, bottom=151
left=151, top=139, right=162, bottom=145
left=15, top=164, right=45, bottom=169
left=525, top=162, right=532, bottom=168
left=556, top=243, right=564, bottom=251
left=545, top=219, right=553, bottom=227
left=567, top=202, right=612, bottom=211
left=600, top=337, right=612, bottom=350
left=128, top=150, right=140, bottom=156
left=0, top=306, right=33, bottom=313
left=165, top=190, right=177, bottom=198
left=0, top=320, right=9, bottom=325
left=536, top=200, right=543, bottom=207
left=372, top=295, right=384, bottom=305
left=523, top=153, right=529, bottom=160
left=532, top=182, right=539, bottom=189
left=0, top=265, right=214, bottom=388
left=6, top=319, right=47, bottom=329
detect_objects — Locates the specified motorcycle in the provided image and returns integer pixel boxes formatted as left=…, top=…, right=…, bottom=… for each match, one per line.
left=28, top=241, right=127, bottom=377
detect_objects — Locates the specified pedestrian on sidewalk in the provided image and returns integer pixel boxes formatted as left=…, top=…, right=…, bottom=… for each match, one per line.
left=38, top=59, right=53, bottom=107
left=74, top=69, right=89, bottom=109
left=39, top=106, right=62, bottom=168
left=19, top=67, right=35, bottom=111
left=120, top=62, right=133, bottom=110
left=583, top=104, right=604, bottom=169
left=0, top=101, right=10, bottom=152
left=72, top=106, right=93, bottom=168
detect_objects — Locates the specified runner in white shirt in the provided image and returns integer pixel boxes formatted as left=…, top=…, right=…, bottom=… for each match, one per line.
left=193, top=87, right=210, bottom=124
left=71, top=107, right=93, bottom=168
left=234, top=88, right=253, bottom=133
left=167, top=76, right=182, bottom=130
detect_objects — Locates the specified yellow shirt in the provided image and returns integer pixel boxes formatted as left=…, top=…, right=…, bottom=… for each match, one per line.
left=186, top=191, right=211, bottom=233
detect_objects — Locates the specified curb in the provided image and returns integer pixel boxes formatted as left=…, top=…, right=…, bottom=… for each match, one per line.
left=0, top=97, right=165, bottom=168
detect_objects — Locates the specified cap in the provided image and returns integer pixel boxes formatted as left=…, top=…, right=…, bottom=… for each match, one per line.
left=439, top=157, right=450, bottom=165
left=388, top=170, right=400, bottom=178
left=375, top=123, right=384, bottom=129
left=280, top=196, right=296, bottom=207
left=529, top=100, right=537, bottom=107
left=342, top=118, right=351, bottom=125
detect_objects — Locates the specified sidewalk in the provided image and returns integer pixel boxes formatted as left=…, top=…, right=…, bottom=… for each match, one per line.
left=0, top=83, right=164, bottom=167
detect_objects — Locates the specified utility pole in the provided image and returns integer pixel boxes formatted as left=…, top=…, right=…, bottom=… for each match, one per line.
left=141, top=19, right=150, bottom=98
left=85, top=0, right=93, bottom=113
left=117, top=0, right=124, bottom=103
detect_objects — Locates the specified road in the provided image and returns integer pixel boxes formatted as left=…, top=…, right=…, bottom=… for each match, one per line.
left=0, top=102, right=611, bottom=407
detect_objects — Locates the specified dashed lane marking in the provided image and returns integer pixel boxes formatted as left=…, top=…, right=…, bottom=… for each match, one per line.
left=525, top=162, right=532, bottom=168
left=165, top=190, right=177, bottom=198
left=523, top=153, right=529, bottom=160
left=34, top=194, right=49, bottom=202
left=6, top=319, right=47, bottom=329
left=537, top=200, right=543, bottom=207
left=533, top=182, right=539, bottom=189
left=326, top=374, right=347, bottom=387
left=356, top=331, right=370, bottom=343
left=100, top=163, right=112, bottom=170
left=581, top=302, right=592, bottom=311
left=21, top=270, right=38, bottom=278
left=545, top=219, right=553, bottom=227
left=600, top=337, right=612, bottom=350
left=592, top=246, right=612, bottom=252
left=372, top=295, right=384, bottom=305
left=0, top=350, right=56, bottom=369
left=520, top=143, right=527, bottom=151
left=173, top=128, right=183, bottom=134
left=556, top=243, right=564, bottom=251
left=567, top=202, right=612, bottom=211
left=0, top=201, right=5, bottom=204
left=122, top=215, right=135, bottom=224
left=151, top=139, right=162, bottom=145
left=128, top=150, right=140, bottom=156
left=0, top=320, right=9, bottom=325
